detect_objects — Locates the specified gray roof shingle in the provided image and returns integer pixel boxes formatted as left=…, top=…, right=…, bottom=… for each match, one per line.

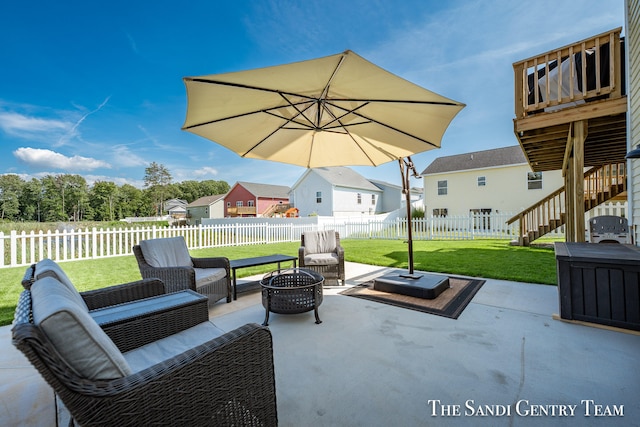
left=187, top=194, right=226, bottom=207
left=312, top=167, right=381, bottom=191
left=237, top=182, right=291, bottom=198
left=421, top=145, right=526, bottom=175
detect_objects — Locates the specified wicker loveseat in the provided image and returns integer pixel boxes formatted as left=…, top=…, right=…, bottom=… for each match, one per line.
left=12, top=264, right=278, bottom=426
left=133, top=236, right=232, bottom=306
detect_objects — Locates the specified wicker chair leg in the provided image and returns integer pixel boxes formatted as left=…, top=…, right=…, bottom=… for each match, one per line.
left=263, top=307, right=271, bottom=326
left=314, top=306, right=322, bottom=324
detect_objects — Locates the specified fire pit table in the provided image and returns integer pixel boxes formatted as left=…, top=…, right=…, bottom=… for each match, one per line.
left=260, top=268, right=324, bottom=326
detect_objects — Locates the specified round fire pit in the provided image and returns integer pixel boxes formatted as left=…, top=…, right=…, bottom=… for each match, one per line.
left=260, top=268, right=324, bottom=326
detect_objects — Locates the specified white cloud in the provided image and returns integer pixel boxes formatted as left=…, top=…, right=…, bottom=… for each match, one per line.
left=13, top=147, right=111, bottom=171
left=0, top=111, right=70, bottom=136
left=111, top=144, right=148, bottom=168
left=192, top=166, right=219, bottom=177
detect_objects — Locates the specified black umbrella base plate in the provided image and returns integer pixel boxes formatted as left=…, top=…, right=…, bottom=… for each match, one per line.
left=373, top=271, right=450, bottom=299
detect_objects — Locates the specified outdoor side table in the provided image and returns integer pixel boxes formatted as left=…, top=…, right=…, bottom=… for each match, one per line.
left=260, top=268, right=324, bottom=326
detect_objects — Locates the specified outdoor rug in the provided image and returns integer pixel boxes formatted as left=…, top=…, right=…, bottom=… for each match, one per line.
left=339, top=275, right=485, bottom=319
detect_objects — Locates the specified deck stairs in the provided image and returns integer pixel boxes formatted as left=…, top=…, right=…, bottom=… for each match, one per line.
left=262, top=203, right=292, bottom=218
left=507, top=163, right=626, bottom=246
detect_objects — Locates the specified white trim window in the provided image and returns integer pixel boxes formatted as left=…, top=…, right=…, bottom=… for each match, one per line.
left=477, top=176, right=486, bottom=187
left=527, top=172, right=543, bottom=190
left=437, top=180, right=448, bottom=195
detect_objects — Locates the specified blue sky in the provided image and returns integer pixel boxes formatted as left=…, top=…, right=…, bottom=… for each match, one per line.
left=0, top=0, right=624, bottom=190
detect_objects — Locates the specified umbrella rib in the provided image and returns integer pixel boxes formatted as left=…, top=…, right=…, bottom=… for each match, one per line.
left=324, top=99, right=453, bottom=148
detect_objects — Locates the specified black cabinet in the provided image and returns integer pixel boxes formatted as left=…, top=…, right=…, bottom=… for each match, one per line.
left=555, top=242, right=640, bottom=331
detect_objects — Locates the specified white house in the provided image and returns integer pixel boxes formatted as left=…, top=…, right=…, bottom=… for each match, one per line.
left=369, top=179, right=423, bottom=212
left=186, top=194, right=226, bottom=225
left=421, top=145, right=564, bottom=217
left=290, top=167, right=383, bottom=217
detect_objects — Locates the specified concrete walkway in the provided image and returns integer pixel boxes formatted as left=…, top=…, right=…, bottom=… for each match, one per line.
left=2, top=262, right=639, bottom=426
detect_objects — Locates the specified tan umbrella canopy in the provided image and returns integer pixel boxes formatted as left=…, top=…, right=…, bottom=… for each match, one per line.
left=182, top=50, right=465, bottom=275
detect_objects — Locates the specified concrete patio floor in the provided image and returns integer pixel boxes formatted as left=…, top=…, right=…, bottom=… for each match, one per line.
left=1, top=262, right=638, bottom=426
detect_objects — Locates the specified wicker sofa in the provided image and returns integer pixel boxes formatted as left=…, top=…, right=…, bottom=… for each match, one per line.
left=133, top=236, right=232, bottom=306
left=12, top=262, right=278, bottom=426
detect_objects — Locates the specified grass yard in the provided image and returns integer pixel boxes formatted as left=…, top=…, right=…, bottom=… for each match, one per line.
left=0, top=239, right=558, bottom=327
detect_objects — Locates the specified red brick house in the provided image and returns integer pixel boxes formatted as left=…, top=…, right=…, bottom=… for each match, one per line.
left=224, top=181, right=291, bottom=217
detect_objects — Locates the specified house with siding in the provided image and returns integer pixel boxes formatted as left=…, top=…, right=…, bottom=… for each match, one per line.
left=186, top=194, right=226, bottom=225
left=290, top=167, right=383, bottom=217
left=369, top=179, right=423, bottom=212
left=421, top=145, right=564, bottom=217
left=224, top=182, right=291, bottom=217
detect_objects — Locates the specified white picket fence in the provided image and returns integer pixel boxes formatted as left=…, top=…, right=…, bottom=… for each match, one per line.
left=1, top=212, right=529, bottom=268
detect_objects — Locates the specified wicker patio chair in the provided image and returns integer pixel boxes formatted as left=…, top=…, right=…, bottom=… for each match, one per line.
left=298, top=230, right=345, bottom=285
left=12, top=279, right=278, bottom=427
left=133, top=236, right=232, bottom=306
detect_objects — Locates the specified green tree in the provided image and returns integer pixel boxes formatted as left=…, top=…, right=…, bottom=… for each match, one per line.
left=198, top=180, right=230, bottom=198
left=90, top=181, right=118, bottom=221
left=0, top=174, right=23, bottom=220
left=116, top=184, right=147, bottom=218
left=144, top=162, right=172, bottom=216
left=19, top=178, right=44, bottom=221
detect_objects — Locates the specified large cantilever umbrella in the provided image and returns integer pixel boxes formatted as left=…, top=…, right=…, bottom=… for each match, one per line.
left=182, top=50, right=465, bottom=276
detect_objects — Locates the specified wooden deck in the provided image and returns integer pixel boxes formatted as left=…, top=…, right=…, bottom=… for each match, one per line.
left=513, top=28, right=627, bottom=172
left=512, top=28, right=627, bottom=243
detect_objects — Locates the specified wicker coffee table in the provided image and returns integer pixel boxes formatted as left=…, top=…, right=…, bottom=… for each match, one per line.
left=260, top=268, right=324, bottom=326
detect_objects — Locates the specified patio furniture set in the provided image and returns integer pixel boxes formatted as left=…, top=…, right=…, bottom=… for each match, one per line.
left=11, top=230, right=344, bottom=425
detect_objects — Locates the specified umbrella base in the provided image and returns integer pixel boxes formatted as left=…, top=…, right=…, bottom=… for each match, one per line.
left=373, top=271, right=450, bottom=300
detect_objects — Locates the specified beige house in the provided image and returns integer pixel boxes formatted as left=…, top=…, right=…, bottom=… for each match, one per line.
left=421, top=146, right=564, bottom=217
left=186, top=194, right=226, bottom=225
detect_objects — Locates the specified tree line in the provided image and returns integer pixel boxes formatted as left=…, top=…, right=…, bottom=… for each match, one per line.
left=0, top=162, right=230, bottom=222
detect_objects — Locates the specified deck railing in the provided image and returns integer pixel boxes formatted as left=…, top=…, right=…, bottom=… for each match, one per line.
left=513, top=27, right=623, bottom=119
left=507, top=162, right=626, bottom=245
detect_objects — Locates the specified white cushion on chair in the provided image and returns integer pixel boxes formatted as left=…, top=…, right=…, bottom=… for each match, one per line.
left=303, top=230, right=337, bottom=255
left=33, top=258, right=88, bottom=312
left=31, top=277, right=132, bottom=380
left=304, top=253, right=339, bottom=266
left=140, top=237, right=193, bottom=268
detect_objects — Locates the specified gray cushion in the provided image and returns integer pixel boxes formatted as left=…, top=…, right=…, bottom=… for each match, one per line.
left=304, top=230, right=337, bottom=255
left=124, top=321, right=225, bottom=373
left=33, top=258, right=88, bottom=312
left=31, top=277, right=132, bottom=380
left=304, top=253, right=339, bottom=265
left=194, top=268, right=227, bottom=289
left=140, top=237, right=193, bottom=268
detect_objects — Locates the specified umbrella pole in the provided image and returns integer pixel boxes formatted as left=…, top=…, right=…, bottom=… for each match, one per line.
left=399, top=157, right=422, bottom=279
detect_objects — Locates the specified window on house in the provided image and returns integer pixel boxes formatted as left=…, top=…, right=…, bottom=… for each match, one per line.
left=236, top=201, right=243, bottom=207
left=357, top=193, right=362, bottom=204
left=527, top=172, right=543, bottom=190
left=478, top=176, right=486, bottom=187
left=248, top=200, right=254, bottom=207
left=316, top=191, right=322, bottom=203
left=371, top=194, right=376, bottom=205
left=437, top=180, right=448, bottom=195
left=433, top=208, right=448, bottom=217
left=226, top=202, right=231, bottom=207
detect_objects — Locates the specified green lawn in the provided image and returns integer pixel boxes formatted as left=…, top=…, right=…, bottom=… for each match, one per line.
left=0, top=239, right=558, bottom=327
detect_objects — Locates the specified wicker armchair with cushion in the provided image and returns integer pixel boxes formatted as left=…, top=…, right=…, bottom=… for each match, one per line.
left=12, top=273, right=278, bottom=427
left=133, top=236, right=232, bottom=306
left=298, top=230, right=345, bottom=286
